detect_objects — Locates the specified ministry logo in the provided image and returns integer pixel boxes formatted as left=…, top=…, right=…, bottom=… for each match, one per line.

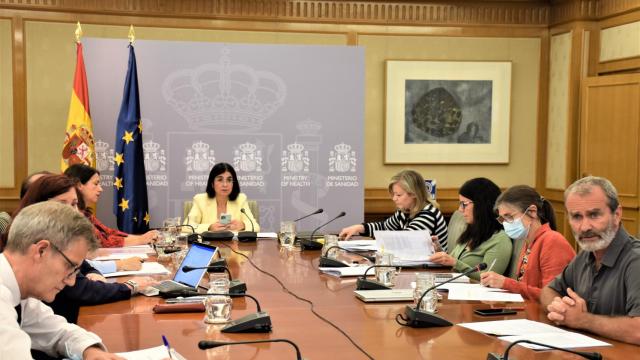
left=95, top=140, right=114, bottom=173
left=233, top=142, right=263, bottom=172
left=143, top=140, right=166, bottom=172
left=281, top=142, right=309, bottom=173
left=329, top=143, right=357, bottom=173
left=185, top=141, right=216, bottom=173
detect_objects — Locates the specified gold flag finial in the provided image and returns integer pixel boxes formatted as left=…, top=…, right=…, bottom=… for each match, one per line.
left=128, top=25, right=135, bottom=44
left=75, top=22, right=82, bottom=43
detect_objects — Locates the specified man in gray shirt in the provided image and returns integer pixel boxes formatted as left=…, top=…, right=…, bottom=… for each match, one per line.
left=541, top=176, right=640, bottom=345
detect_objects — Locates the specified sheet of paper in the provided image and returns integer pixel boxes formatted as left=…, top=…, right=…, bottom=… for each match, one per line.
left=499, top=332, right=611, bottom=349
left=458, top=319, right=566, bottom=336
left=338, top=240, right=377, bottom=251
left=442, top=283, right=524, bottom=302
left=319, top=265, right=369, bottom=277
left=258, top=232, right=278, bottom=238
left=92, top=253, right=149, bottom=261
left=103, top=262, right=171, bottom=278
left=116, top=345, right=187, bottom=360
left=373, top=230, right=432, bottom=261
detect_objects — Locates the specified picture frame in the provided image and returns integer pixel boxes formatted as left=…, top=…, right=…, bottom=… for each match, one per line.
left=385, top=60, right=512, bottom=164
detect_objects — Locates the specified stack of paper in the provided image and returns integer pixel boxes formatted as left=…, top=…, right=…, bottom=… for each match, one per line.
left=117, top=345, right=187, bottom=359
left=319, top=265, right=369, bottom=277
left=103, top=262, right=171, bottom=278
left=374, top=230, right=433, bottom=262
left=440, top=283, right=524, bottom=302
left=92, top=253, right=149, bottom=261
left=337, top=240, right=377, bottom=251
left=458, top=319, right=611, bottom=349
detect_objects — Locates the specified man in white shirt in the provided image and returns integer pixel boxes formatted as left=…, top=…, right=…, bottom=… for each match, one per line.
left=0, top=202, right=123, bottom=359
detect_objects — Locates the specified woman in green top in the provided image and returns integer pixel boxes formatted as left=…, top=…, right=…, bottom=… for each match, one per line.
left=429, top=177, right=512, bottom=280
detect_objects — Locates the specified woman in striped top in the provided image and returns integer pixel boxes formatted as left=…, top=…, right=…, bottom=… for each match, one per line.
left=339, top=170, right=448, bottom=251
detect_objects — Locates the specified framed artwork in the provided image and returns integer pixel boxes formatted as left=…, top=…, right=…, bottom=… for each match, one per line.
left=385, top=60, right=512, bottom=163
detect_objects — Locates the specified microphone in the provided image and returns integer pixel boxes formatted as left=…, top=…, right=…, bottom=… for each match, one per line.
left=182, top=265, right=247, bottom=294
left=184, top=292, right=272, bottom=333
left=293, top=208, right=323, bottom=222
left=355, top=265, right=398, bottom=290
left=318, top=245, right=375, bottom=268
left=238, top=208, right=257, bottom=242
left=398, top=262, right=488, bottom=328
left=300, top=211, right=346, bottom=251
left=198, top=339, right=302, bottom=359
left=487, top=339, right=602, bottom=360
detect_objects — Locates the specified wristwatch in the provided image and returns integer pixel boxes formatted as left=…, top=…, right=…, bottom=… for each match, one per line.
left=125, top=280, right=138, bottom=295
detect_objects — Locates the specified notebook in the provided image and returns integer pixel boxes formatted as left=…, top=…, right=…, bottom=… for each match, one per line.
left=354, top=289, right=414, bottom=303
left=152, top=242, right=218, bottom=293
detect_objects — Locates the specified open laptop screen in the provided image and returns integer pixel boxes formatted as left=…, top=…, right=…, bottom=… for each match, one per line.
left=173, top=243, right=218, bottom=288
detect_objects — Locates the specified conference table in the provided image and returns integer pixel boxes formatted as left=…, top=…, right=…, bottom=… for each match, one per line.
left=79, top=239, right=637, bottom=359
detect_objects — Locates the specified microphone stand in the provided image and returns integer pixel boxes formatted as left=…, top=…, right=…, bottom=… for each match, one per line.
left=300, top=212, right=346, bottom=251
left=487, top=339, right=603, bottom=360
left=318, top=245, right=375, bottom=267
left=182, top=265, right=247, bottom=294
left=397, top=263, right=487, bottom=328
left=238, top=208, right=257, bottom=242
left=198, top=339, right=302, bottom=360
left=181, top=292, right=272, bottom=333
left=355, top=265, right=398, bottom=290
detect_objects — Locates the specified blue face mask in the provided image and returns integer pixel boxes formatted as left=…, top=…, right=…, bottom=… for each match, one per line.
left=502, top=213, right=530, bottom=240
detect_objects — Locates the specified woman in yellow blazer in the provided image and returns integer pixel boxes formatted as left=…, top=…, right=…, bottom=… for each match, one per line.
left=187, top=162, right=260, bottom=233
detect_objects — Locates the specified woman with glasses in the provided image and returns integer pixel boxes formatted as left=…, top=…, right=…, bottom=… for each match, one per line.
left=4, top=174, right=155, bottom=327
left=187, top=162, right=260, bottom=233
left=480, top=185, right=575, bottom=300
left=64, top=164, right=159, bottom=247
left=339, top=170, right=448, bottom=251
left=429, top=178, right=512, bottom=280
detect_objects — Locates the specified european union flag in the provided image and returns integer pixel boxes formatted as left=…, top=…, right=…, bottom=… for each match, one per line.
left=113, top=44, right=149, bottom=234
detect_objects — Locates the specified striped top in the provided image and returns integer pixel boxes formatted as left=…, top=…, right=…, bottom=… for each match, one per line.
left=361, top=203, right=449, bottom=252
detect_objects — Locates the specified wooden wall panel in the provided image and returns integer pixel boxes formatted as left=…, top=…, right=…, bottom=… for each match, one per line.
left=580, top=74, right=640, bottom=208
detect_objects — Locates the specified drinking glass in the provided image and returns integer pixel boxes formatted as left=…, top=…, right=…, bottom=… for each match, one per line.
left=375, top=252, right=396, bottom=286
left=322, top=234, right=339, bottom=258
left=278, top=221, right=296, bottom=249
left=414, top=272, right=437, bottom=313
left=204, top=273, right=232, bottom=324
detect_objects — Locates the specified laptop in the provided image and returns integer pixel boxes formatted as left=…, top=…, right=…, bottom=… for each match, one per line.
left=354, top=289, right=414, bottom=303
left=152, top=242, right=218, bottom=294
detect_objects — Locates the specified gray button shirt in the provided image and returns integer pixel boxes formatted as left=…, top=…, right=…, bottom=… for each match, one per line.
left=548, top=227, right=640, bottom=317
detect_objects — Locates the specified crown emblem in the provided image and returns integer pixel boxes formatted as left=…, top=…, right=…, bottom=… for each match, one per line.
left=162, top=48, right=287, bottom=132
left=238, top=142, right=257, bottom=154
left=287, top=142, right=305, bottom=154
left=143, top=140, right=161, bottom=153
left=192, top=141, right=210, bottom=153
left=334, top=143, right=351, bottom=154
left=95, top=140, right=109, bottom=153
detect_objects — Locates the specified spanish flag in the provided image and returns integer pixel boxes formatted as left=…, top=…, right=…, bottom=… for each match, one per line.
left=61, top=41, right=96, bottom=172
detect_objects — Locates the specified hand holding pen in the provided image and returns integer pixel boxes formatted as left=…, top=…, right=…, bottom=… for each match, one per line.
left=480, top=258, right=506, bottom=288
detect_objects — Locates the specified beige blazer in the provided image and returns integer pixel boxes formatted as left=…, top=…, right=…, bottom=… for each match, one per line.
left=187, top=192, right=260, bottom=233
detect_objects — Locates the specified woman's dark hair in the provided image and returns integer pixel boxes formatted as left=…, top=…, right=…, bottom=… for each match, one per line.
left=64, top=163, right=100, bottom=185
left=205, top=162, right=240, bottom=201
left=495, top=185, right=557, bottom=231
left=458, top=177, right=503, bottom=250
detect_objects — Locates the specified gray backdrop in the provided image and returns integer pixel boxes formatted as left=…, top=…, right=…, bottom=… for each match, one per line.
left=84, top=38, right=364, bottom=232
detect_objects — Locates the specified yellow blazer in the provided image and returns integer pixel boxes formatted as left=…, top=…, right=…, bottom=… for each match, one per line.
left=187, top=192, right=260, bottom=233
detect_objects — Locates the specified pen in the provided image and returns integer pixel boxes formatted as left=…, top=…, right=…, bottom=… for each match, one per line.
left=162, top=335, right=174, bottom=360
left=487, top=258, right=497, bottom=273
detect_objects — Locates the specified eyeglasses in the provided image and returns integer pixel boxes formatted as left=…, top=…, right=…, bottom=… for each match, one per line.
left=49, top=242, right=81, bottom=279
left=214, top=177, right=234, bottom=184
left=496, top=207, right=532, bottom=224
left=459, top=201, right=473, bottom=210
